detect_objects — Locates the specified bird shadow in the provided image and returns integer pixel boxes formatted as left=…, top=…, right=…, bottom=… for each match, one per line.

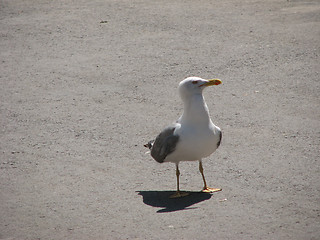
left=137, top=190, right=212, bottom=213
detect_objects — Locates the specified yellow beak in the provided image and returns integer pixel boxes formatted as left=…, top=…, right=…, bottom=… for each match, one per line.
left=201, top=78, right=222, bottom=87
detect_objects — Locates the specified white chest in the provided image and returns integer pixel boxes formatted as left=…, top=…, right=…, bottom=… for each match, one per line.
left=164, top=123, right=220, bottom=163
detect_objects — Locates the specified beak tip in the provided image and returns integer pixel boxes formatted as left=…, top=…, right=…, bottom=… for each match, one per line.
left=208, top=79, right=222, bottom=85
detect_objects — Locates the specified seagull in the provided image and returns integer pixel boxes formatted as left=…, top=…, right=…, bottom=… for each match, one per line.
left=144, top=77, right=223, bottom=198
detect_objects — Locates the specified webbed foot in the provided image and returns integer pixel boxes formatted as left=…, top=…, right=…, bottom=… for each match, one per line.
left=169, top=191, right=189, bottom=198
left=201, top=187, right=222, bottom=193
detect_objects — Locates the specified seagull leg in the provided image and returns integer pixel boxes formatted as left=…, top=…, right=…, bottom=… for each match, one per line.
left=170, top=163, right=189, bottom=198
left=199, top=160, right=222, bottom=193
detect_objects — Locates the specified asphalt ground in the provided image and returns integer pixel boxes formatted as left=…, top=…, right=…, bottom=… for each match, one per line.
left=1, top=0, right=319, bottom=239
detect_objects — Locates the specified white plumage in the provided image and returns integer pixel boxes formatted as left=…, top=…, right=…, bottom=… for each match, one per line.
left=145, top=77, right=222, bottom=198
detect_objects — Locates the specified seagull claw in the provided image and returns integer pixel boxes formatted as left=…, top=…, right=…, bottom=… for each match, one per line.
left=169, top=191, right=189, bottom=198
left=201, top=187, right=222, bottom=193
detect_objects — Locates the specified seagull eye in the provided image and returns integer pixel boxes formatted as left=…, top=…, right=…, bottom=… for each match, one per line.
left=192, top=81, right=198, bottom=84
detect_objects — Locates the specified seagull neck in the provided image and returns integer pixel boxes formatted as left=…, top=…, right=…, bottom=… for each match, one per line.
left=181, top=94, right=211, bottom=125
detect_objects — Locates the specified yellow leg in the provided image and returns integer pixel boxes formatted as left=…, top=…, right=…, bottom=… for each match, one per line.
left=169, top=163, right=189, bottom=198
left=199, top=160, right=222, bottom=193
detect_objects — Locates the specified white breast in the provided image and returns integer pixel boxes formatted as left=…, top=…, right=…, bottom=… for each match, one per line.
left=164, top=121, right=220, bottom=163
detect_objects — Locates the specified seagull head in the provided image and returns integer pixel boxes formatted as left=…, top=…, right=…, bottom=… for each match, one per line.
left=178, top=77, right=222, bottom=99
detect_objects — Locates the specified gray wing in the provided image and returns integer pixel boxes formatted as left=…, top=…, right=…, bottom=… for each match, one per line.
left=150, top=124, right=179, bottom=163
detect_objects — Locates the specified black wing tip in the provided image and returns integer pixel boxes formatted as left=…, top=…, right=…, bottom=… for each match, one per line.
left=217, top=131, right=222, bottom=148
left=144, top=140, right=154, bottom=149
